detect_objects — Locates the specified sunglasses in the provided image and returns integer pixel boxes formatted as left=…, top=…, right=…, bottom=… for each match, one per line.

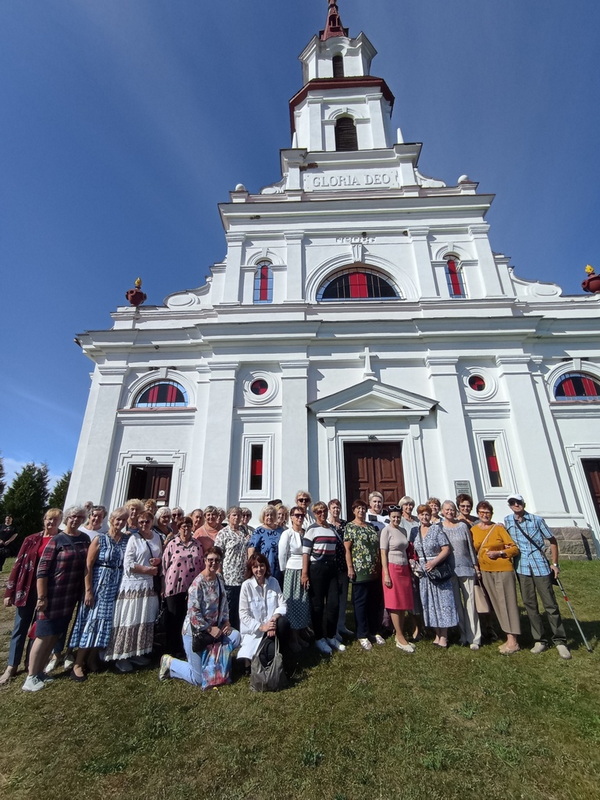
left=206, top=558, right=221, bottom=564
left=291, top=513, right=305, bottom=518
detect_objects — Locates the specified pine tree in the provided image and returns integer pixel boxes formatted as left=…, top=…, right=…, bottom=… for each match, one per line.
left=2, top=463, right=49, bottom=540
left=48, top=470, right=72, bottom=511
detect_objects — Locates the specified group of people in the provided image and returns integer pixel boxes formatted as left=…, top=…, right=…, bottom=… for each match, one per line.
left=0, top=487, right=572, bottom=693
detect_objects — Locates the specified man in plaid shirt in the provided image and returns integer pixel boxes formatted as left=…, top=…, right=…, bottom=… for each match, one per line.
left=504, top=494, right=571, bottom=660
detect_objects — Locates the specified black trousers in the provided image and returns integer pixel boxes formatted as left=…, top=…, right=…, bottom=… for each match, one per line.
left=165, top=592, right=188, bottom=656
left=352, top=580, right=383, bottom=640
left=258, top=616, right=291, bottom=667
left=225, top=584, right=241, bottom=631
left=308, top=559, right=339, bottom=640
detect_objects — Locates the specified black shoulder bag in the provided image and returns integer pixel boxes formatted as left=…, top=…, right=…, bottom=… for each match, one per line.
left=418, top=527, right=453, bottom=584
left=191, top=578, right=224, bottom=654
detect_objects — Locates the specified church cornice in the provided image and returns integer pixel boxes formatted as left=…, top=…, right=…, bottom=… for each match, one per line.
left=289, top=76, right=394, bottom=132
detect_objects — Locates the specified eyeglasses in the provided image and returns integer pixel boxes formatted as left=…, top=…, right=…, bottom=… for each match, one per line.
left=206, top=558, right=221, bottom=564
left=297, top=497, right=309, bottom=503
left=139, top=519, right=152, bottom=524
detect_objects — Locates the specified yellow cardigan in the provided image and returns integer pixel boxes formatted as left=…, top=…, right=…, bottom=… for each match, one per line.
left=471, top=523, right=519, bottom=572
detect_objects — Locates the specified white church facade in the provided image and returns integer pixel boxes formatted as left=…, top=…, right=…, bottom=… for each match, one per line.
left=66, top=2, right=600, bottom=553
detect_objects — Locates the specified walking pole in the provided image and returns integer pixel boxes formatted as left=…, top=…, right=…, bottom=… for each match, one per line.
left=554, top=576, right=593, bottom=653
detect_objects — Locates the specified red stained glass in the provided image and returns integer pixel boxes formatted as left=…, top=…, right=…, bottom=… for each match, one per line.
left=250, top=379, right=268, bottom=396
left=349, top=272, right=368, bottom=298
left=447, top=259, right=463, bottom=297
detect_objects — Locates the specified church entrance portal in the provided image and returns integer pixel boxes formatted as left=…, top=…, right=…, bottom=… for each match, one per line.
left=582, top=459, right=600, bottom=525
left=127, top=465, right=172, bottom=506
left=343, top=442, right=405, bottom=515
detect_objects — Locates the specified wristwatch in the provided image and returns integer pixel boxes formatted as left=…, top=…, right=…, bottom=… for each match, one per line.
left=552, top=563, right=559, bottom=568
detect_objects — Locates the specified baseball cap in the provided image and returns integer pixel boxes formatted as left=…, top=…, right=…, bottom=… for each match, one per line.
left=507, top=493, right=525, bottom=504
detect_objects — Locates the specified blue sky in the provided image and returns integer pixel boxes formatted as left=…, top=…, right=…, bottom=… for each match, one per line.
left=1, top=0, right=600, bottom=489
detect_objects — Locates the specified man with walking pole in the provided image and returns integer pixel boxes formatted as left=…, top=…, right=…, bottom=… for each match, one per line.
left=504, top=494, right=572, bottom=660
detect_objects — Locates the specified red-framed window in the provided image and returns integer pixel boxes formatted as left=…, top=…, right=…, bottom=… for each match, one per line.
left=135, top=380, right=188, bottom=408
left=318, top=268, right=398, bottom=301
left=555, top=372, right=600, bottom=401
left=445, top=257, right=465, bottom=298
left=250, top=444, right=264, bottom=491
left=483, top=440, right=502, bottom=487
left=253, top=261, right=273, bottom=304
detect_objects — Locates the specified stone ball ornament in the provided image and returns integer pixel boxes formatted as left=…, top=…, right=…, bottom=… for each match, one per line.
left=582, top=265, right=600, bottom=294
left=126, top=277, right=147, bottom=307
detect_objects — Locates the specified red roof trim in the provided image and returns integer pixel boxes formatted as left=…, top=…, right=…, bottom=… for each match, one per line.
left=289, top=77, right=395, bottom=133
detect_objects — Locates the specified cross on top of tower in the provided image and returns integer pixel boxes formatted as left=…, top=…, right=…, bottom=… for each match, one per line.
left=320, top=0, right=349, bottom=41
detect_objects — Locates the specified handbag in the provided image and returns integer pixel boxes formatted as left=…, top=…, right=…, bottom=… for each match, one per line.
left=143, top=538, right=163, bottom=595
left=250, top=635, right=288, bottom=693
left=473, top=582, right=492, bottom=614
left=417, top=527, right=453, bottom=584
left=199, top=640, right=234, bottom=690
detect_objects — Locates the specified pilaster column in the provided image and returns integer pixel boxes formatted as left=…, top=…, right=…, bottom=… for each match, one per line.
left=408, top=228, right=437, bottom=299
left=280, top=360, right=310, bottom=499
left=66, top=366, right=127, bottom=506
left=221, top=233, right=245, bottom=305
left=201, top=362, right=238, bottom=507
left=426, top=357, right=477, bottom=491
left=469, top=224, right=504, bottom=297
left=284, top=233, right=305, bottom=303
left=496, top=355, right=564, bottom=504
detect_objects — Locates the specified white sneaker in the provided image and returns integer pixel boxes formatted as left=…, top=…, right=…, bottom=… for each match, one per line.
left=45, top=654, right=61, bottom=673
left=556, top=644, right=572, bottom=660
left=374, top=634, right=386, bottom=646
left=327, top=637, right=346, bottom=652
left=470, top=644, right=480, bottom=651
left=315, top=638, right=333, bottom=655
left=358, top=638, right=373, bottom=651
left=530, top=642, right=548, bottom=655
left=22, top=675, right=46, bottom=692
left=159, top=654, right=173, bottom=681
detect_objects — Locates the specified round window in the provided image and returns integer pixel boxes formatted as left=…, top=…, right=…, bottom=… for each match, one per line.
left=250, top=379, right=269, bottom=396
left=468, top=375, right=486, bottom=392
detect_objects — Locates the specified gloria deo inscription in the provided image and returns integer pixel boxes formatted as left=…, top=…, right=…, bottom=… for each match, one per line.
left=305, top=171, right=399, bottom=190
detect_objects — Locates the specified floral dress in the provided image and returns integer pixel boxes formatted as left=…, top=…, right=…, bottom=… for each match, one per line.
left=410, top=524, right=458, bottom=628
left=70, top=532, right=129, bottom=649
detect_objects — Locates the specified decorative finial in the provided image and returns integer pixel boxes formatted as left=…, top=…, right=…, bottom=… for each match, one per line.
left=320, top=0, right=348, bottom=41
left=582, top=264, right=600, bottom=294
left=126, top=277, right=147, bottom=307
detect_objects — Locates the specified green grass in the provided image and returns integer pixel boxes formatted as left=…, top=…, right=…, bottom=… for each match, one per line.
left=1, top=561, right=599, bottom=800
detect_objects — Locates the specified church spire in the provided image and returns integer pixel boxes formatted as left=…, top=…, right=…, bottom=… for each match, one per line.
left=320, top=0, right=348, bottom=41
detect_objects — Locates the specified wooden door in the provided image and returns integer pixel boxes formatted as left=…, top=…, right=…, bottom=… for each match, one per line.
left=582, top=459, right=600, bottom=524
left=344, top=442, right=405, bottom=515
left=127, top=466, right=172, bottom=506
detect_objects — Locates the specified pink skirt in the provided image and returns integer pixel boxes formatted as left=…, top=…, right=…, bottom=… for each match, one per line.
left=383, top=564, right=413, bottom=611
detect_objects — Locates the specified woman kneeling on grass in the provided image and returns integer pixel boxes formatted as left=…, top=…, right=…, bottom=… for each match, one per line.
left=160, top=546, right=240, bottom=686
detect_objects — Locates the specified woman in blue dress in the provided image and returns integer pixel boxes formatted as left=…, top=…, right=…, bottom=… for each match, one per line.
left=410, top=504, right=458, bottom=649
left=69, top=508, right=130, bottom=680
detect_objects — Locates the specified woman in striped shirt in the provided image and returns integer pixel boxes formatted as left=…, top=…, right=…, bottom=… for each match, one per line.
left=301, top=502, right=345, bottom=656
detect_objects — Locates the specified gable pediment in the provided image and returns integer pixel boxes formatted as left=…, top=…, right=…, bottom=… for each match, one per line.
left=308, top=379, right=437, bottom=421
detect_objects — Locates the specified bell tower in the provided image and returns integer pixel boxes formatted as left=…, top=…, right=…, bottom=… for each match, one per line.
left=291, top=0, right=395, bottom=152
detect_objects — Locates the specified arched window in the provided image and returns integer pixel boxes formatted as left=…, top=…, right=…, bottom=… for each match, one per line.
left=554, top=372, right=600, bottom=401
left=317, top=266, right=399, bottom=301
left=335, top=116, right=358, bottom=151
left=135, top=380, right=188, bottom=408
left=332, top=54, right=344, bottom=78
left=445, top=256, right=465, bottom=298
left=253, top=260, right=273, bottom=304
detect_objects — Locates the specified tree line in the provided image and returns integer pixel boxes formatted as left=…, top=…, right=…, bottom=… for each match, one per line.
left=0, top=455, right=71, bottom=542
